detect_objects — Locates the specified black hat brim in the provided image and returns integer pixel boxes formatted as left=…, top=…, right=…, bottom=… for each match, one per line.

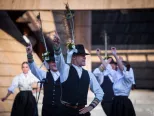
left=46, top=57, right=55, bottom=63
left=73, top=53, right=90, bottom=56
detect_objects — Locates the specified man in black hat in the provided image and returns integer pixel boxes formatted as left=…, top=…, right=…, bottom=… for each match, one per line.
left=52, top=35, right=104, bottom=116
left=93, top=49, right=117, bottom=116
left=26, top=43, right=61, bottom=116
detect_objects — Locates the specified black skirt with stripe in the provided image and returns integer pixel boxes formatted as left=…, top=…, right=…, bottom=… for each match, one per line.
left=11, top=91, right=38, bottom=116
left=110, top=96, right=136, bottom=116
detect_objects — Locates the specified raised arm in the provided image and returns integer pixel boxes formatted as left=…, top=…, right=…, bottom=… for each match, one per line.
left=96, top=49, right=108, bottom=69
left=111, top=47, right=124, bottom=71
left=52, top=32, right=70, bottom=83
left=52, top=34, right=66, bottom=73
left=26, top=43, right=46, bottom=80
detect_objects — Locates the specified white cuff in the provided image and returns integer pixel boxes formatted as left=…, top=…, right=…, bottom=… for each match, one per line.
left=66, top=48, right=77, bottom=64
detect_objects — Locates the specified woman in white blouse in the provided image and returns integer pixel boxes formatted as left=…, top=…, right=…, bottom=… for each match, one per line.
left=1, top=61, right=39, bottom=116
left=108, top=48, right=136, bottom=116
left=96, top=48, right=136, bottom=116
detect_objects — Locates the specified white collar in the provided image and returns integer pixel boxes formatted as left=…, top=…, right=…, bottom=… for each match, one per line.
left=50, top=70, right=60, bottom=76
left=72, top=64, right=82, bottom=70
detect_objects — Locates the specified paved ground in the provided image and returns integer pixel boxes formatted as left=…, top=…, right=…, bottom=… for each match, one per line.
left=89, top=89, right=154, bottom=116
left=36, top=89, right=154, bottom=116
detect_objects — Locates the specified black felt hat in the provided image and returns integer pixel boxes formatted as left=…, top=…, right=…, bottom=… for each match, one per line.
left=73, top=44, right=89, bottom=55
left=45, top=53, right=55, bottom=63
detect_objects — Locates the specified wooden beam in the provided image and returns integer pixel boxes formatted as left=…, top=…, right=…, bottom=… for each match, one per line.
left=0, top=0, right=154, bottom=10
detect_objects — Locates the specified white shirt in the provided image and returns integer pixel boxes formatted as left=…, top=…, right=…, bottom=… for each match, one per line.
left=54, top=53, right=104, bottom=101
left=28, top=62, right=60, bottom=82
left=93, top=67, right=114, bottom=85
left=8, top=71, right=39, bottom=93
left=106, top=64, right=134, bottom=96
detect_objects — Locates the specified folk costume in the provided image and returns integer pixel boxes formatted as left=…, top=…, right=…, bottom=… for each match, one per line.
left=106, top=64, right=136, bottom=116
left=8, top=71, right=39, bottom=116
left=93, top=66, right=114, bottom=116
left=54, top=44, right=104, bottom=116
left=28, top=55, right=61, bottom=116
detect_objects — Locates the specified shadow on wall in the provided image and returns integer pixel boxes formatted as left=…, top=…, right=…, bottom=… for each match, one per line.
left=0, top=11, right=27, bottom=46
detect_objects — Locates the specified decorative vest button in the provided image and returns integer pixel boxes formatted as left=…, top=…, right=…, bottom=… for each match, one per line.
left=43, top=71, right=61, bottom=105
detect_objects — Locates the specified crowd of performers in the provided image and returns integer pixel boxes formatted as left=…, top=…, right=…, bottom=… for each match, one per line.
left=1, top=33, right=136, bottom=116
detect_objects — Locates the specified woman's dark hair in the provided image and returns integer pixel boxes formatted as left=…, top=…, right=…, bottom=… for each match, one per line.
left=122, top=61, right=131, bottom=71
left=104, top=56, right=112, bottom=60
left=21, top=61, right=29, bottom=68
left=104, top=56, right=117, bottom=65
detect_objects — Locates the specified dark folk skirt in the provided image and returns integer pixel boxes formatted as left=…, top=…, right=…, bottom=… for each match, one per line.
left=11, top=91, right=38, bottom=116
left=110, top=96, right=136, bottom=116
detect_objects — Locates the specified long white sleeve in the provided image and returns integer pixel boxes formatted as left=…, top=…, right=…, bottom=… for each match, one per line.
left=89, top=72, right=104, bottom=101
left=8, top=76, right=19, bottom=93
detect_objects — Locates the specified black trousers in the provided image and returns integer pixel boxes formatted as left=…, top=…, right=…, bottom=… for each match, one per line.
left=59, top=104, right=91, bottom=116
left=42, top=104, right=61, bottom=116
left=101, top=101, right=112, bottom=116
